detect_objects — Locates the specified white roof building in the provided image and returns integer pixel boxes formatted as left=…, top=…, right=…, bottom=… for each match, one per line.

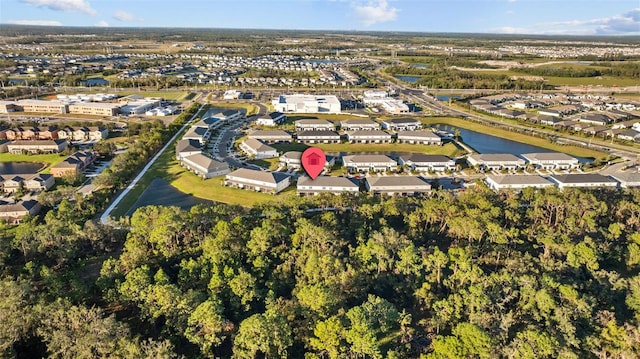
left=272, top=94, right=341, bottom=114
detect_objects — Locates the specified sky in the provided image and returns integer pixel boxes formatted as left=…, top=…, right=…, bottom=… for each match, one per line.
left=1, top=0, right=639, bottom=35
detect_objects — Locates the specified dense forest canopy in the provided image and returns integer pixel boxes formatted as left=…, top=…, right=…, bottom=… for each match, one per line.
left=2, top=185, right=640, bottom=358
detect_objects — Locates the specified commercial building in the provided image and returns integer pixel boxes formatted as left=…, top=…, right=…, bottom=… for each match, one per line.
left=68, top=102, right=120, bottom=116
left=16, top=99, right=68, bottom=114
left=272, top=94, right=341, bottom=114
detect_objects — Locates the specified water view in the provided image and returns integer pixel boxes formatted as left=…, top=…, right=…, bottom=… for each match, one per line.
left=394, top=75, right=420, bottom=83
left=0, top=162, right=46, bottom=174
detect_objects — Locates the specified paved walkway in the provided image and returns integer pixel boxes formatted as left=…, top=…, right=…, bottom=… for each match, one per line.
left=99, top=104, right=206, bottom=225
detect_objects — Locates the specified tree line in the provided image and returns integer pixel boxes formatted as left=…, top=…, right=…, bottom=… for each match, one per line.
left=2, top=184, right=640, bottom=358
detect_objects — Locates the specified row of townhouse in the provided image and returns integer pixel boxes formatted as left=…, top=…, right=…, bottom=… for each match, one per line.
left=224, top=168, right=433, bottom=196
left=0, top=200, right=42, bottom=224
left=0, top=126, right=108, bottom=142
left=486, top=172, right=640, bottom=191
left=6, top=139, right=68, bottom=154
left=0, top=173, right=55, bottom=193
left=467, top=152, right=581, bottom=171
left=342, top=154, right=456, bottom=173
left=291, top=118, right=423, bottom=132
left=246, top=129, right=442, bottom=146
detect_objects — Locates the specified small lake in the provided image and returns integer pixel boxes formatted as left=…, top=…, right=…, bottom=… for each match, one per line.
left=441, top=126, right=592, bottom=163
left=0, top=162, right=46, bottom=175
left=413, top=64, right=429, bottom=69
left=86, top=78, right=109, bottom=86
left=395, top=75, right=421, bottom=83
left=436, top=96, right=461, bottom=102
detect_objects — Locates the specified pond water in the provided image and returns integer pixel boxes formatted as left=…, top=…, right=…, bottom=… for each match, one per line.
left=0, top=162, right=46, bottom=175
left=441, top=126, right=592, bottom=163
left=394, top=75, right=420, bottom=83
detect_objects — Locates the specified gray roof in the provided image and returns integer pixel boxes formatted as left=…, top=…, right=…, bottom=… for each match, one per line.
left=227, top=168, right=289, bottom=184
left=550, top=173, right=617, bottom=184
left=342, top=154, right=396, bottom=164
left=366, top=176, right=431, bottom=188
left=468, top=153, right=524, bottom=162
left=242, top=138, right=277, bottom=152
left=397, top=130, right=441, bottom=139
left=0, top=199, right=40, bottom=213
left=297, top=175, right=359, bottom=188
left=487, top=175, right=553, bottom=186
left=295, top=119, right=334, bottom=125
left=521, top=152, right=579, bottom=162
left=184, top=153, right=229, bottom=171
left=176, top=139, right=202, bottom=154
left=295, top=130, right=340, bottom=138
left=341, top=119, right=379, bottom=126
left=400, top=154, right=452, bottom=163
left=248, top=130, right=292, bottom=138
left=184, top=126, right=208, bottom=137
left=346, top=130, right=391, bottom=137
left=281, top=151, right=302, bottom=160
left=11, top=139, right=67, bottom=146
left=610, top=171, right=640, bottom=185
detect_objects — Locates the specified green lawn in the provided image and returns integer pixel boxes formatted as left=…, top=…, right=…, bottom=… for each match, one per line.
left=272, top=141, right=464, bottom=157
left=209, top=102, right=260, bottom=116
left=0, top=152, right=68, bottom=173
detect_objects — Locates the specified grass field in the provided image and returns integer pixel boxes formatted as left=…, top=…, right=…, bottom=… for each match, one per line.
left=0, top=152, right=68, bottom=173
left=421, top=117, right=606, bottom=159
left=209, top=102, right=260, bottom=116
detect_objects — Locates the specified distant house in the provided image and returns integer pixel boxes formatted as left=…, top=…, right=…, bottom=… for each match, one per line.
left=295, top=119, right=335, bottom=131
left=248, top=130, right=293, bottom=143
left=296, top=176, right=360, bottom=196
left=365, top=176, right=431, bottom=196
left=295, top=130, right=341, bottom=144
left=398, top=154, right=455, bottom=172
left=175, top=139, right=202, bottom=160
left=224, top=168, right=291, bottom=194
left=396, top=131, right=442, bottom=145
left=549, top=173, right=618, bottom=189
left=342, top=154, right=397, bottom=173
left=207, top=109, right=243, bottom=122
left=345, top=130, right=392, bottom=144
left=578, top=113, right=612, bottom=126
left=180, top=153, right=230, bottom=179
left=521, top=152, right=580, bottom=170
left=380, top=118, right=422, bottom=131
left=616, top=129, right=640, bottom=141
left=240, top=138, right=278, bottom=159
left=467, top=154, right=526, bottom=171
left=256, top=112, right=286, bottom=127
left=485, top=175, right=555, bottom=191
left=0, top=200, right=42, bottom=224
left=340, top=119, right=381, bottom=131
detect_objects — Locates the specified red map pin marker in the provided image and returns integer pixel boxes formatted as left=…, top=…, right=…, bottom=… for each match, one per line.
left=301, top=147, right=326, bottom=180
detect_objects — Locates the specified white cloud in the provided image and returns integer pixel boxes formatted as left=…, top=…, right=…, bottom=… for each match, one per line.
left=20, top=0, right=96, bottom=15
left=113, top=10, right=142, bottom=22
left=96, top=20, right=109, bottom=27
left=540, top=7, right=640, bottom=35
left=7, top=19, right=63, bottom=26
left=352, top=0, right=398, bottom=26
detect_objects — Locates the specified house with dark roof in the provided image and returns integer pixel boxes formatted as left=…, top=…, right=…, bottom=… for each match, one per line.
left=240, top=138, right=278, bottom=159
left=256, top=112, right=286, bottom=126
left=578, top=113, right=613, bottom=126
left=396, top=131, right=442, bottom=145
left=549, top=173, right=618, bottom=189
left=467, top=154, right=526, bottom=171
left=610, top=171, right=640, bottom=188
left=380, top=118, right=422, bottom=131
left=182, top=125, right=210, bottom=144
left=521, top=152, right=580, bottom=170
left=295, top=130, right=341, bottom=144
left=50, top=151, right=96, bottom=177
left=180, top=153, right=230, bottom=179
left=398, top=154, right=455, bottom=172
left=296, top=176, right=360, bottom=196
left=345, top=130, right=392, bottom=144
left=0, top=200, right=42, bottom=224
left=175, top=139, right=202, bottom=160
left=342, top=155, right=397, bottom=173
left=485, top=175, right=555, bottom=191
left=365, top=176, right=431, bottom=196
left=224, top=168, right=291, bottom=194
left=1, top=174, right=55, bottom=192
